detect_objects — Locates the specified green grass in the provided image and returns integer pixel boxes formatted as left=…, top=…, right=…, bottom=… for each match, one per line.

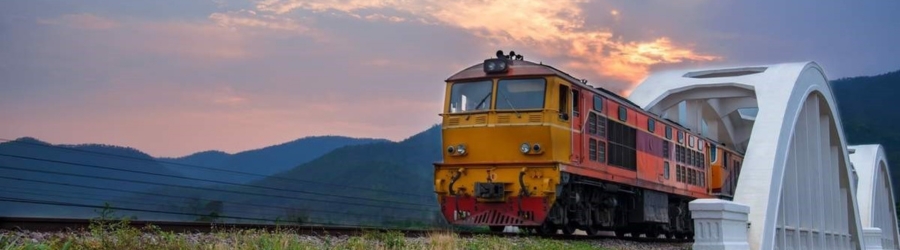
left=0, top=220, right=613, bottom=250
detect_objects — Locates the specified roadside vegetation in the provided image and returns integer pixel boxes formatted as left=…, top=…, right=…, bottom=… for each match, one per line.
left=0, top=226, right=606, bottom=250
left=0, top=207, right=607, bottom=250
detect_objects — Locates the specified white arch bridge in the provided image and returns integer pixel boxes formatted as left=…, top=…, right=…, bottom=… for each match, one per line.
left=628, top=62, right=899, bottom=250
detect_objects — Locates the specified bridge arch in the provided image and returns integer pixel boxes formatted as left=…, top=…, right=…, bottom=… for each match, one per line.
left=850, top=144, right=900, bottom=249
left=629, top=62, right=866, bottom=249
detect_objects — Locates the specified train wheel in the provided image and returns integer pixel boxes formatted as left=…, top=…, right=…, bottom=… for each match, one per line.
left=645, top=231, right=659, bottom=238
left=489, top=226, right=505, bottom=233
left=561, top=224, right=576, bottom=235
left=665, top=232, right=675, bottom=239
left=537, top=222, right=556, bottom=235
left=585, top=226, right=600, bottom=236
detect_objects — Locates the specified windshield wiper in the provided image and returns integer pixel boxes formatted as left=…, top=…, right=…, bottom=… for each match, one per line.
left=474, top=92, right=492, bottom=111
left=498, top=90, right=521, bottom=118
left=467, top=92, right=492, bottom=120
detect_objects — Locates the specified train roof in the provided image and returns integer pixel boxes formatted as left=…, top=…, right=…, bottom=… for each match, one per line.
left=446, top=59, right=582, bottom=83
left=446, top=58, right=642, bottom=109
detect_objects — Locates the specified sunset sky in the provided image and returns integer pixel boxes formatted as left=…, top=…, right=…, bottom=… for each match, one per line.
left=2, top=0, right=899, bottom=157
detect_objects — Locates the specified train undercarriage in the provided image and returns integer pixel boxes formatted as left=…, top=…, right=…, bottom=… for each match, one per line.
left=439, top=172, right=696, bottom=239
left=503, top=174, right=695, bottom=239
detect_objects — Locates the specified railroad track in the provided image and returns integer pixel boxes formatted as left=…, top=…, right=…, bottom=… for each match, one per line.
left=0, top=217, right=691, bottom=244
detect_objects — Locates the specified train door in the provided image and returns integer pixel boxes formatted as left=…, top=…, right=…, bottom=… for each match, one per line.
left=571, top=89, right=583, bottom=162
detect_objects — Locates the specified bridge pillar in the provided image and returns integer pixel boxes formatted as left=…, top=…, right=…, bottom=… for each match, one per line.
left=689, top=199, right=751, bottom=250
left=866, top=227, right=885, bottom=250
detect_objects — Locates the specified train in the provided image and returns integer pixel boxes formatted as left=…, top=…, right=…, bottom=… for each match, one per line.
left=433, top=51, right=744, bottom=239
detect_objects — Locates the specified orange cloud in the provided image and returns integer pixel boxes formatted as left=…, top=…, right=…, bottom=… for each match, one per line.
left=209, top=9, right=312, bottom=33
left=250, top=0, right=720, bottom=93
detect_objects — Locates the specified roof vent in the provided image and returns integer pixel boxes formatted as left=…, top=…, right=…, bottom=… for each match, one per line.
left=683, top=67, right=767, bottom=79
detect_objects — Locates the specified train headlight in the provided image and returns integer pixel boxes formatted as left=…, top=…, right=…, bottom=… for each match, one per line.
left=520, top=143, right=531, bottom=154
left=483, top=58, right=509, bottom=74
left=456, top=144, right=466, bottom=155
left=447, top=146, right=455, bottom=154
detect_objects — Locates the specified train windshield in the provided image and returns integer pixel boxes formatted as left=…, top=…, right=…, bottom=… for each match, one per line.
left=449, top=80, right=492, bottom=113
left=496, top=78, right=546, bottom=110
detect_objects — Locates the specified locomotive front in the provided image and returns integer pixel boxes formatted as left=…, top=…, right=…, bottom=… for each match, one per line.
left=433, top=52, right=574, bottom=231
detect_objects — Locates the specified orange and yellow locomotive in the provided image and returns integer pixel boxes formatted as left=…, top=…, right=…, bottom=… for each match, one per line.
left=433, top=51, right=744, bottom=239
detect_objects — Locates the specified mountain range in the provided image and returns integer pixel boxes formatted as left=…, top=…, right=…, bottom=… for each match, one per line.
left=158, top=136, right=389, bottom=183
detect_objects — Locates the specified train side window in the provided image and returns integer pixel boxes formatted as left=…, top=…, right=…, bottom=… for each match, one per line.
left=662, top=140, right=670, bottom=158
left=701, top=154, right=706, bottom=168
left=678, top=131, right=684, bottom=144
left=664, top=161, right=670, bottom=180
left=676, top=165, right=682, bottom=182
left=648, top=119, right=656, bottom=132
left=588, top=113, right=597, bottom=135
left=589, top=139, right=597, bottom=161
left=695, top=151, right=701, bottom=167
left=698, top=152, right=703, bottom=167
left=701, top=172, right=706, bottom=187
left=686, top=148, right=692, bottom=165
left=689, top=136, right=694, bottom=148
left=597, top=116, right=607, bottom=138
left=687, top=169, right=693, bottom=185
left=593, top=96, right=603, bottom=112
left=665, top=126, right=672, bottom=139
left=559, top=85, right=569, bottom=121
left=572, top=90, right=580, bottom=117
left=618, top=106, right=627, bottom=121
left=693, top=150, right=699, bottom=166
left=710, top=144, right=717, bottom=163
left=675, top=146, right=681, bottom=163
left=598, top=141, right=606, bottom=163
left=693, top=169, right=698, bottom=186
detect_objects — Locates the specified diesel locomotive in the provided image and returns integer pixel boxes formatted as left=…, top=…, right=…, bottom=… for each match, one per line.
left=433, top=51, right=744, bottom=239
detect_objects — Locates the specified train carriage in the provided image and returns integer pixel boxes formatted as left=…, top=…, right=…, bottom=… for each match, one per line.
left=433, top=51, right=744, bottom=239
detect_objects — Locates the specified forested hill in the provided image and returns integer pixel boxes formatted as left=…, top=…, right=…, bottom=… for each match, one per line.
left=831, top=69, right=900, bottom=193
left=158, top=136, right=390, bottom=183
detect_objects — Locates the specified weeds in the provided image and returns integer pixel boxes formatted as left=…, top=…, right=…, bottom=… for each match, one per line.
left=3, top=216, right=616, bottom=250
left=362, top=230, right=406, bottom=249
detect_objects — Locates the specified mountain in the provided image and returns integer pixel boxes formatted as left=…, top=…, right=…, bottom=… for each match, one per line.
left=119, top=125, right=445, bottom=226
left=0, top=137, right=185, bottom=218
left=234, top=124, right=444, bottom=226
left=831, top=70, right=900, bottom=194
left=159, top=136, right=389, bottom=183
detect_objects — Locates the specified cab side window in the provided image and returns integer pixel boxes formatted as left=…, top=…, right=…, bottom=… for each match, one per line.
left=559, top=85, right=570, bottom=121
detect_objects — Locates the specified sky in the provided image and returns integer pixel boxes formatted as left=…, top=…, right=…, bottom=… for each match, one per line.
left=1, top=0, right=899, bottom=157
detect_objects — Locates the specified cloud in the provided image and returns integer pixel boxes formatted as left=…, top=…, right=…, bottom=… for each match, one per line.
left=209, top=9, right=312, bottom=33
left=250, top=0, right=720, bottom=93
left=363, top=14, right=405, bottom=23
left=38, top=13, right=120, bottom=30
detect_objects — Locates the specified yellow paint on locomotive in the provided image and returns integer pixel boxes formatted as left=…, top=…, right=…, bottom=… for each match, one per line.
left=434, top=77, right=575, bottom=208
